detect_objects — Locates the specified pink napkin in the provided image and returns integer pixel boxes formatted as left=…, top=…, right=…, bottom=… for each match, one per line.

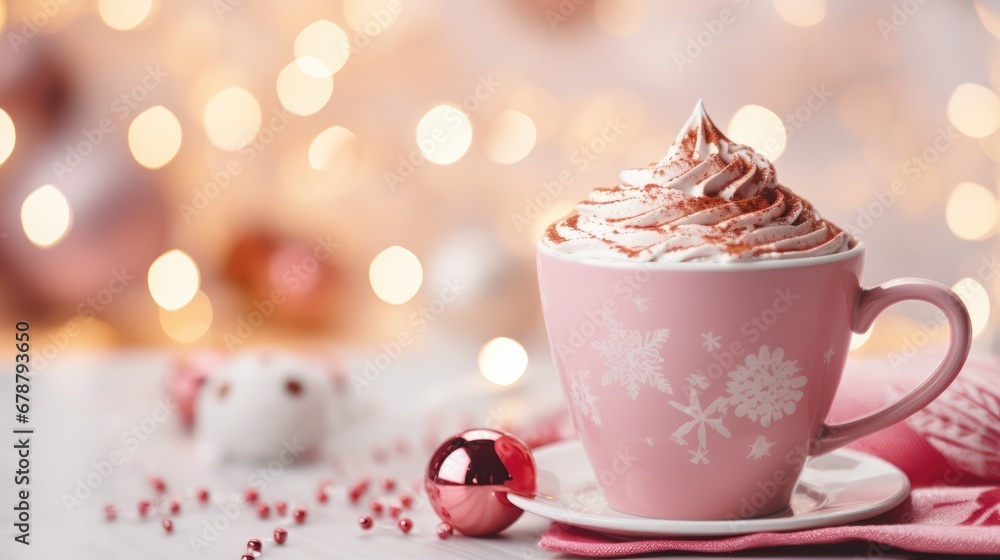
left=539, top=349, right=1000, bottom=556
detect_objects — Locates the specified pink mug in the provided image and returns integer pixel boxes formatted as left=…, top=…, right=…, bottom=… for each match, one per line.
left=536, top=241, right=971, bottom=520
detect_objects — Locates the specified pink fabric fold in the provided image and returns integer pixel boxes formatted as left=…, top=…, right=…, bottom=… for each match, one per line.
left=539, top=349, right=1000, bottom=556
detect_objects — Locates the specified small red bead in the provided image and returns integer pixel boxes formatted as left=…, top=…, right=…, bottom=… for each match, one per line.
left=398, top=494, right=413, bottom=508
left=196, top=488, right=209, bottom=503
left=244, top=487, right=259, bottom=503
left=348, top=487, right=363, bottom=504
left=247, top=538, right=262, bottom=552
left=292, top=506, right=307, bottom=524
left=368, top=497, right=383, bottom=515
left=137, top=500, right=150, bottom=518
left=316, top=489, right=328, bottom=504
left=104, top=504, right=116, bottom=521
left=358, top=515, right=373, bottom=530
left=240, top=555, right=254, bottom=560
left=151, top=477, right=166, bottom=493
left=398, top=517, right=413, bottom=534
left=389, top=501, right=402, bottom=518
left=256, top=502, right=270, bottom=519
left=372, top=447, right=388, bottom=463
left=318, top=478, right=332, bottom=489
left=273, top=527, right=288, bottom=544
left=169, top=500, right=181, bottom=514
left=274, top=500, right=287, bottom=516
left=380, top=477, right=396, bottom=492
left=162, top=519, right=173, bottom=533
left=436, top=522, right=454, bottom=540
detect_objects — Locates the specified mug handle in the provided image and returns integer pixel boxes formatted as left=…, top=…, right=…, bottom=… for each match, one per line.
left=811, top=278, right=972, bottom=455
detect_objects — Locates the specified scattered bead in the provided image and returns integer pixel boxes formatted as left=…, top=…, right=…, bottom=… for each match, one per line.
left=292, top=505, right=307, bottom=524
left=436, top=522, right=454, bottom=540
left=240, top=555, right=254, bottom=560
left=151, top=477, right=166, bottom=493
left=389, top=500, right=402, bottom=518
left=162, top=519, right=173, bottom=533
left=398, top=494, right=414, bottom=508
left=398, top=517, right=413, bottom=534
left=273, top=527, right=288, bottom=544
left=348, top=486, right=364, bottom=504
left=244, top=487, right=259, bottom=503
left=372, top=447, right=388, bottom=463
left=358, top=515, right=373, bottom=530
left=257, top=502, right=270, bottom=519
left=104, top=505, right=116, bottom=521
left=247, top=538, right=262, bottom=552
left=138, top=500, right=151, bottom=518
left=380, top=477, right=396, bottom=492
left=368, top=497, right=383, bottom=515
left=274, top=500, right=287, bottom=516
left=169, top=500, right=181, bottom=514
left=318, top=478, right=332, bottom=490
left=316, top=489, right=328, bottom=504
left=197, top=487, right=209, bottom=503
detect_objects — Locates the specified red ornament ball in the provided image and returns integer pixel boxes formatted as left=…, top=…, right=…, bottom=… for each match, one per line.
left=397, top=517, right=413, bottom=534
left=425, top=428, right=536, bottom=537
left=273, top=526, right=288, bottom=544
left=247, top=538, right=262, bottom=552
left=358, top=515, right=373, bottom=530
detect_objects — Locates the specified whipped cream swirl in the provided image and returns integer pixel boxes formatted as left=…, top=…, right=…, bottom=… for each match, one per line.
left=543, top=101, right=853, bottom=263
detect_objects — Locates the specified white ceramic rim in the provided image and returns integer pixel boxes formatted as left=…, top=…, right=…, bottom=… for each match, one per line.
left=536, top=239, right=865, bottom=272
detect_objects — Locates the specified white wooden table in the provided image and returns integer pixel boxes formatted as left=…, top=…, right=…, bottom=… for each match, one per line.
left=0, top=344, right=922, bottom=559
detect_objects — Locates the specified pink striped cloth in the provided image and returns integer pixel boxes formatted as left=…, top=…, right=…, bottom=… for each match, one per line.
left=539, top=349, right=1000, bottom=556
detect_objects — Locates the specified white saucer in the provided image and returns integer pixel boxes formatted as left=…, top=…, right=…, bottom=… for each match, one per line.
left=508, top=440, right=910, bottom=538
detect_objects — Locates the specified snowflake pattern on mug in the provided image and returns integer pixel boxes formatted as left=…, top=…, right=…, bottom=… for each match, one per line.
left=726, top=345, right=807, bottom=428
left=568, top=370, right=601, bottom=426
left=592, top=313, right=671, bottom=400
left=669, top=388, right=731, bottom=464
left=668, top=345, right=807, bottom=466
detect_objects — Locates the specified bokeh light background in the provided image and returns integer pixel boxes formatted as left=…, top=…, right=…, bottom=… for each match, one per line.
left=1, top=0, right=999, bottom=382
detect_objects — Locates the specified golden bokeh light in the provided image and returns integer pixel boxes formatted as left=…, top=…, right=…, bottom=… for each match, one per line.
left=478, top=337, right=528, bottom=386
left=849, top=328, right=872, bottom=351
left=343, top=0, right=401, bottom=35
left=946, top=182, right=998, bottom=240
left=98, top=0, right=153, bottom=31
left=128, top=105, right=182, bottom=169
left=308, top=125, right=361, bottom=172
left=295, top=20, right=350, bottom=77
left=416, top=104, right=473, bottom=165
left=594, top=0, right=648, bottom=37
left=148, top=250, right=201, bottom=311
left=0, top=2, right=6, bottom=32
left=159, top=290, right=213, bottom=344
left=772, top=0, right=826, bottom=27
left=509, top=85, right=560, bottom=141
left=203, top=86, right=262, bottom=151
left=727, top=104, right=787, bottom=161
left=21, top=185, right=72, bottom=248
left=277, top=58, right=334, bottom=117
left=486, top=110, right=537, bottom=165
left=0, top=107, right=14, bottom=166
left=953, top=277, right=991, bottom=337
left=975, top=0, right=1000, bottom=41
left=369, top=246, right=422, bottom=304
left=947, top=83, right=1000, bottom=138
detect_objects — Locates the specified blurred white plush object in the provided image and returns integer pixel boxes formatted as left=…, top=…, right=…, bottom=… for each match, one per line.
left=195, top=349, right=333, bottom=463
